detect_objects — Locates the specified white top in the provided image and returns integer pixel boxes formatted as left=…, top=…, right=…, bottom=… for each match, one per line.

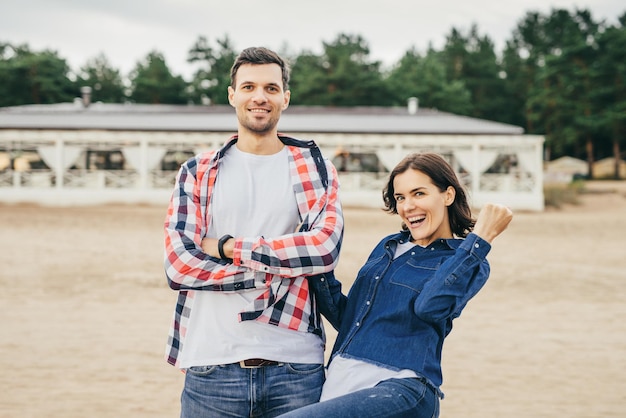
left=178, top=145, right=324, bottom=368
left=321, top=355, right=418, bottom=401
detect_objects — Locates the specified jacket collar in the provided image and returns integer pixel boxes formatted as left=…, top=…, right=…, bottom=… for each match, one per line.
left=388, top=230, right=460, bottom=251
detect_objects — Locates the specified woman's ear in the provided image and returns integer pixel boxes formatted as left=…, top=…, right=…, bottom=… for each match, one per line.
left=444, top=186, right=456, bottom=206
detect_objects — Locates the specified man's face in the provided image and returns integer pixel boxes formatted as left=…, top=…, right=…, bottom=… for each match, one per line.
left=228, top=63, right=290, bottom=135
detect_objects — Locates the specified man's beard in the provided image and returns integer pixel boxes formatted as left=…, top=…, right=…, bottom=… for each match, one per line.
left=239, top=112, right=280, bottom=134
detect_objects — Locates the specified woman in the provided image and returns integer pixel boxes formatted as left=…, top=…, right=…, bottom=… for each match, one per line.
left=281, top=152, right=513, bottom=418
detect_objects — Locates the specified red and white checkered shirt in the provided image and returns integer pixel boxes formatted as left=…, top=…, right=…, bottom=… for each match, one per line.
left=164, top=135, right=344, bottom=367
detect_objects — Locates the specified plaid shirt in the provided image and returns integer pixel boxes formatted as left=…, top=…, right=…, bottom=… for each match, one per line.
left=164, top=135, right=344, bottom=367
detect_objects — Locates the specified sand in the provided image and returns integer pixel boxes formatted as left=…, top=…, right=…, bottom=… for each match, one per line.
left=1, top=181, right=625, bottom=417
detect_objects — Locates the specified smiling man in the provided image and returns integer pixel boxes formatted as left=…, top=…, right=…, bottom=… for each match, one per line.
left=163, top=47, right=344, bottom=417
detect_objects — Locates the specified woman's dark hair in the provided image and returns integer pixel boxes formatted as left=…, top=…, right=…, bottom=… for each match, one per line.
left=382, top=152, right=475, bottom=237
left=230, top=47, right=291, bottom=91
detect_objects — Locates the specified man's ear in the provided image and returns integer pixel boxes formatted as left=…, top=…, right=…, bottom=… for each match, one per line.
left=282, top=89, right=291, bottom=110
left=227, top=86, right=235, bottom=107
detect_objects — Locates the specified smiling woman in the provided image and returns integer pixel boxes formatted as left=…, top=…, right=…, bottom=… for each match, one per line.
left=280, top=152, right=513, bottom=418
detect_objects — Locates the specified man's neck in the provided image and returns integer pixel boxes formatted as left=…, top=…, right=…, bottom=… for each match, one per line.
left=236, top=131, right=284, bottom=155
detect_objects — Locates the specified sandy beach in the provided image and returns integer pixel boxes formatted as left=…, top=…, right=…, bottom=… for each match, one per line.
left=1, top=181, right=625, bottom=418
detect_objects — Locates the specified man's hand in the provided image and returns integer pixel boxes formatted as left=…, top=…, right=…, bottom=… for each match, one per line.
left=201, top=237, right=234, bottom=259
left=472, top=203, right=513, bottom=243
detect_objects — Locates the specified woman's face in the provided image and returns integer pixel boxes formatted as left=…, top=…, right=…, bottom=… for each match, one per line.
left=393, top=168, right=455, bottom=247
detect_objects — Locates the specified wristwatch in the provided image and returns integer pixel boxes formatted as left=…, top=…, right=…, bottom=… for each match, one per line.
left=218, top=234, right=234, bottom=262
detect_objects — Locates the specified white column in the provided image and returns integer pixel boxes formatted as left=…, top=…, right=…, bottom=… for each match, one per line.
left=395, top=141, right=403, bottom=168
left=55, top=139, right=64, bottom=189
left=535, top=140, right=545, bottom=210
left=471, top=143, right=480, bottom=197
left=139, top=139, right=149, bottom=189
left=534, top=141, right=543, bottom=193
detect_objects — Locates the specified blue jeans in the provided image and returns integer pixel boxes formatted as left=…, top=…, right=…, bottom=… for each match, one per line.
left=181, top=362, right=324, bottom=418
left=276, top=378, right=440, bottom=418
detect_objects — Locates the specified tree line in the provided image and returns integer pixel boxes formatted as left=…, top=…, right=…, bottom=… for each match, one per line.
left=0, top=7, right=624, bottom=177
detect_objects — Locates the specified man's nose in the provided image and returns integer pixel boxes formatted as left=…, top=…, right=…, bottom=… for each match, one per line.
left=251, top=90, right=268, bottom=103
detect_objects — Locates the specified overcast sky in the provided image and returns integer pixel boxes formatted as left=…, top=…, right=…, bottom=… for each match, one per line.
left=1, top=0, right=624, bottom=79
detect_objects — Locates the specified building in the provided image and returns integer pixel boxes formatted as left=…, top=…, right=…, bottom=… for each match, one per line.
left=544, top=156, right=588, bottom=183
left=0, top=100, right=544, bottom=210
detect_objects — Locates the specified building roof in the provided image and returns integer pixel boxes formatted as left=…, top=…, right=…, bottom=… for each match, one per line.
left=0, top=102, right=524, bottom=135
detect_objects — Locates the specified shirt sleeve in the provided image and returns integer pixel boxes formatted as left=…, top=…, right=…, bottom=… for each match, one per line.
left=164, top=158, right=256, bottom=291
left=413, top=233, right=492, bottom=323
left=231, top=159, right=344, bottom=277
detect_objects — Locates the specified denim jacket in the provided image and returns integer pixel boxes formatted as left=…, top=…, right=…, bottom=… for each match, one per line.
left=309, top=230, right=491, bottom=396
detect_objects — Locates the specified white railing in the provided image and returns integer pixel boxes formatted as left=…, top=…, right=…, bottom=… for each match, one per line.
left=0, top=168, right=180, bottom=190
left=480, top=172, right=536, bottom=192
left=0, top=170, right=11, bottom=187
left=151, top=170, right=177, bottom=189
left=1, top=168, right=538, bottom=196
left=336, top=172, right=388, bottom=191
left=0, top=169, right=55, bottom=187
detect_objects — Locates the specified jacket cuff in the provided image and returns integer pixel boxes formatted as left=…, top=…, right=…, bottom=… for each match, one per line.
left=460, top=233, right=491, bottom=259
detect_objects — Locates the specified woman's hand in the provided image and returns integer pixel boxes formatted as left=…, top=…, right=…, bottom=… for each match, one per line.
left=473, top=203, right=513, bottom=243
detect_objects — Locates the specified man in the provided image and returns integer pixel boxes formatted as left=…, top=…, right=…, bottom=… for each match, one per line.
left=163, top=47, right=344, bottom=417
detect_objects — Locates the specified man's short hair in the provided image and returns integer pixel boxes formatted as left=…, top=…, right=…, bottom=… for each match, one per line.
left=230, top=47, right=291, bottom=91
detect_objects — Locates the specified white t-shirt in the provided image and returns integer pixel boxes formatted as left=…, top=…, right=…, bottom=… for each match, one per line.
left=178, top=145, right=325, bottom=368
